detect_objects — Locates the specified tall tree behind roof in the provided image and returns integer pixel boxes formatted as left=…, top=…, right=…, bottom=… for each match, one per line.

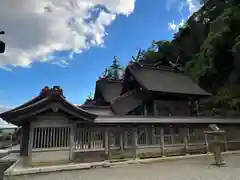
left=99, top=56, right=124, bottom=80
left=131, top=48, right=145, bottom=63
left=111, top=56, right=121, bottom=80
left=83, top=92, right=94, bottom=105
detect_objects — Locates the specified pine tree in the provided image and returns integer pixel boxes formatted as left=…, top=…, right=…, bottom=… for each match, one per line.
left=99, top=56, right=124, bottom=81
left=110, top=56, right=121, bottom=80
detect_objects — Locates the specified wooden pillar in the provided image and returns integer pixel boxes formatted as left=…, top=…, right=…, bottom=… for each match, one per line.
left=104, top=128, right=111, bottom=160
left=144, top=104, right=148, bottom=116
left=195, top=100, right=200, bottom=116
left=170, top=126, right=174, bottom=144
left=183, top=127, right=189, bottom=154
left=151, top=125, right=155, bottom=144
left=160, top=127, right=165, bottom=157
left=20, top=128, right=24, bottom=156
left=145, top=127, right=148, bottom=145
left=104, top=128, right=108, bottom=155
left=81, top=130, right=84, bottom=149
left=27, top=123, right=34, bottom=165
left=224, top=134, right=228, bottom=151
left=69, top=124, right=75, bottom=161
left=103, top=129, right=105, bottom=148
left=120, top=131, right=124, bottom=151
left=132, top=127, right=138, bottom=159
left=153, top=101, right=157, bottom=115
left=88, top=128, right=92, bottom=149
left=204, top=133, right=210, bottom=153
left=124, top=130, right=128, bottom=148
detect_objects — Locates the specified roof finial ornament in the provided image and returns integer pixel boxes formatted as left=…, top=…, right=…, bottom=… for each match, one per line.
left=39, top=85, right=64, bottom=98
left=52, top=85, right=64, bottom=97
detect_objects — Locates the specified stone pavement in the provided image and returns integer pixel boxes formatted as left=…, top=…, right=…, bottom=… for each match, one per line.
left=6, top=154, right=240, bottom=180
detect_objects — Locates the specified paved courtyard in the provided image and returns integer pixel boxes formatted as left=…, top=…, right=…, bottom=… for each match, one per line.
left=8, top=154, right=240, bottom=180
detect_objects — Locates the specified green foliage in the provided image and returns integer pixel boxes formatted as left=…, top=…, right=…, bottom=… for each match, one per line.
left=99, top=56, right=124, bottom=81
left=132, top=48, right=145, bottom=62
left=86, top=93, right=93, bottom=100
left=109, top=56, right=124, bottom=80
left=214, top=86, right=240, bottom=111
left=91, top=0, right=240, bottom=114
left=133, top=0, right=240, bottom=114
left=186, top=5, right=240, bottom=94
left=83, top=92, right=94, bottom=104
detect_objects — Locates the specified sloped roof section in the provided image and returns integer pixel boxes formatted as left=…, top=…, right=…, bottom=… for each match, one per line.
left=0, top=86, right=97, bottom=126
left=111, top=89, right=151, bottom=115
left=128, top=64, right=211, bottom=96
left=94, top=78, right=122, bottom=103
left=80, top=105, right=114, bottom=116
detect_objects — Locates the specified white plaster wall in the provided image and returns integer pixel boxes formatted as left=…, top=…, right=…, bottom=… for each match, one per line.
left=32, top=150, right=70, bottom=163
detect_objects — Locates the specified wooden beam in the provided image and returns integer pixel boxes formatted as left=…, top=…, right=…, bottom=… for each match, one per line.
left=120, top=131, right=124, bottom=152
left=144, top=104, right=147, bottom=116
left=170, top=126, right=174, bottom=144
left=153, top=101, right=157, bottom=115
left=48, top=103, right=94, bottom=122
left=88, top=128, right=92, bottom=149
left=151, top=125, right=156, bottom=144
left=11, top=107, right=49, bottom=125
left=107, top=128, right=111, bottom=160
left=104, top=127, right=111, bottom=160
left=124, top=130, right=128, bottom=148
left=184, top=127, right=189, bottom=154
left=132, top=127, right=138, bottom=159
left=27, top=123, right=34, bottom=165
left=69, top=124, right=75, bottom=161
left=160, top=127, right=165, bottom=157
left=145, top=127, right=148, bottom=145
left=204, top=133, right=209, bottom=153
left=224, top=134, right=228, bottom=151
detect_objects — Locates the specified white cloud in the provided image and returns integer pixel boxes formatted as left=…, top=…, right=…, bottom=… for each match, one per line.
left=168, top=19, right=185, bottom=32
left=167, top=0, right=202, bottom=33
left=186, top=0, right=201, bottom=15
left=0, top=0, right=136, bottom=69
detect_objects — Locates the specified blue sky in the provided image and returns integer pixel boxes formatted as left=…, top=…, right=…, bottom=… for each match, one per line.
left=0, top=0, right=201, bottom=109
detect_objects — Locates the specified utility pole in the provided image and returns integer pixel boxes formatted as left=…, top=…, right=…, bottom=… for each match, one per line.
left=0, top=31, right=5, bottom=53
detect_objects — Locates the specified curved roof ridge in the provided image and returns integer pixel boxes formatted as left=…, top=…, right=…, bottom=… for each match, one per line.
left=59, top=95, right=97, bottom=118
left=128, top=62, right=182, bottom=73
left=0, top=86, right=97, bottom=125
left=1, top=97, right=49, bottom=115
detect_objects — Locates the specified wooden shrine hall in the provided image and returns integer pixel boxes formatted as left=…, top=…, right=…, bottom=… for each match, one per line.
left=1, top=63, right=240, bottom=166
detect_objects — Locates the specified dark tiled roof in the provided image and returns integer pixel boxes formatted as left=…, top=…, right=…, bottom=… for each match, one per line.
left=5, top=86, right=64, bottom=113
left=94, top=116, right=240, bottom=124
left=80, top=105, right=114, bottom=116
left=128, top=64, right=211, bottom=96
left=0, top=86, right=97, bottom=126
left=94, top=78, right=122, bottom=103
left=110, top=89, right=151, bottom=115
left=79, top=104, right=114, bottom=116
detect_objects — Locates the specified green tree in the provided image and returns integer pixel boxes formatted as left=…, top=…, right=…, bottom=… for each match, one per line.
left=99, top=56, right=124, bottom=80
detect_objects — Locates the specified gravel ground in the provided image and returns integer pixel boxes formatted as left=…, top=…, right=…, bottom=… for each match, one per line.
left=7, top=154, right=240, bottom=180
